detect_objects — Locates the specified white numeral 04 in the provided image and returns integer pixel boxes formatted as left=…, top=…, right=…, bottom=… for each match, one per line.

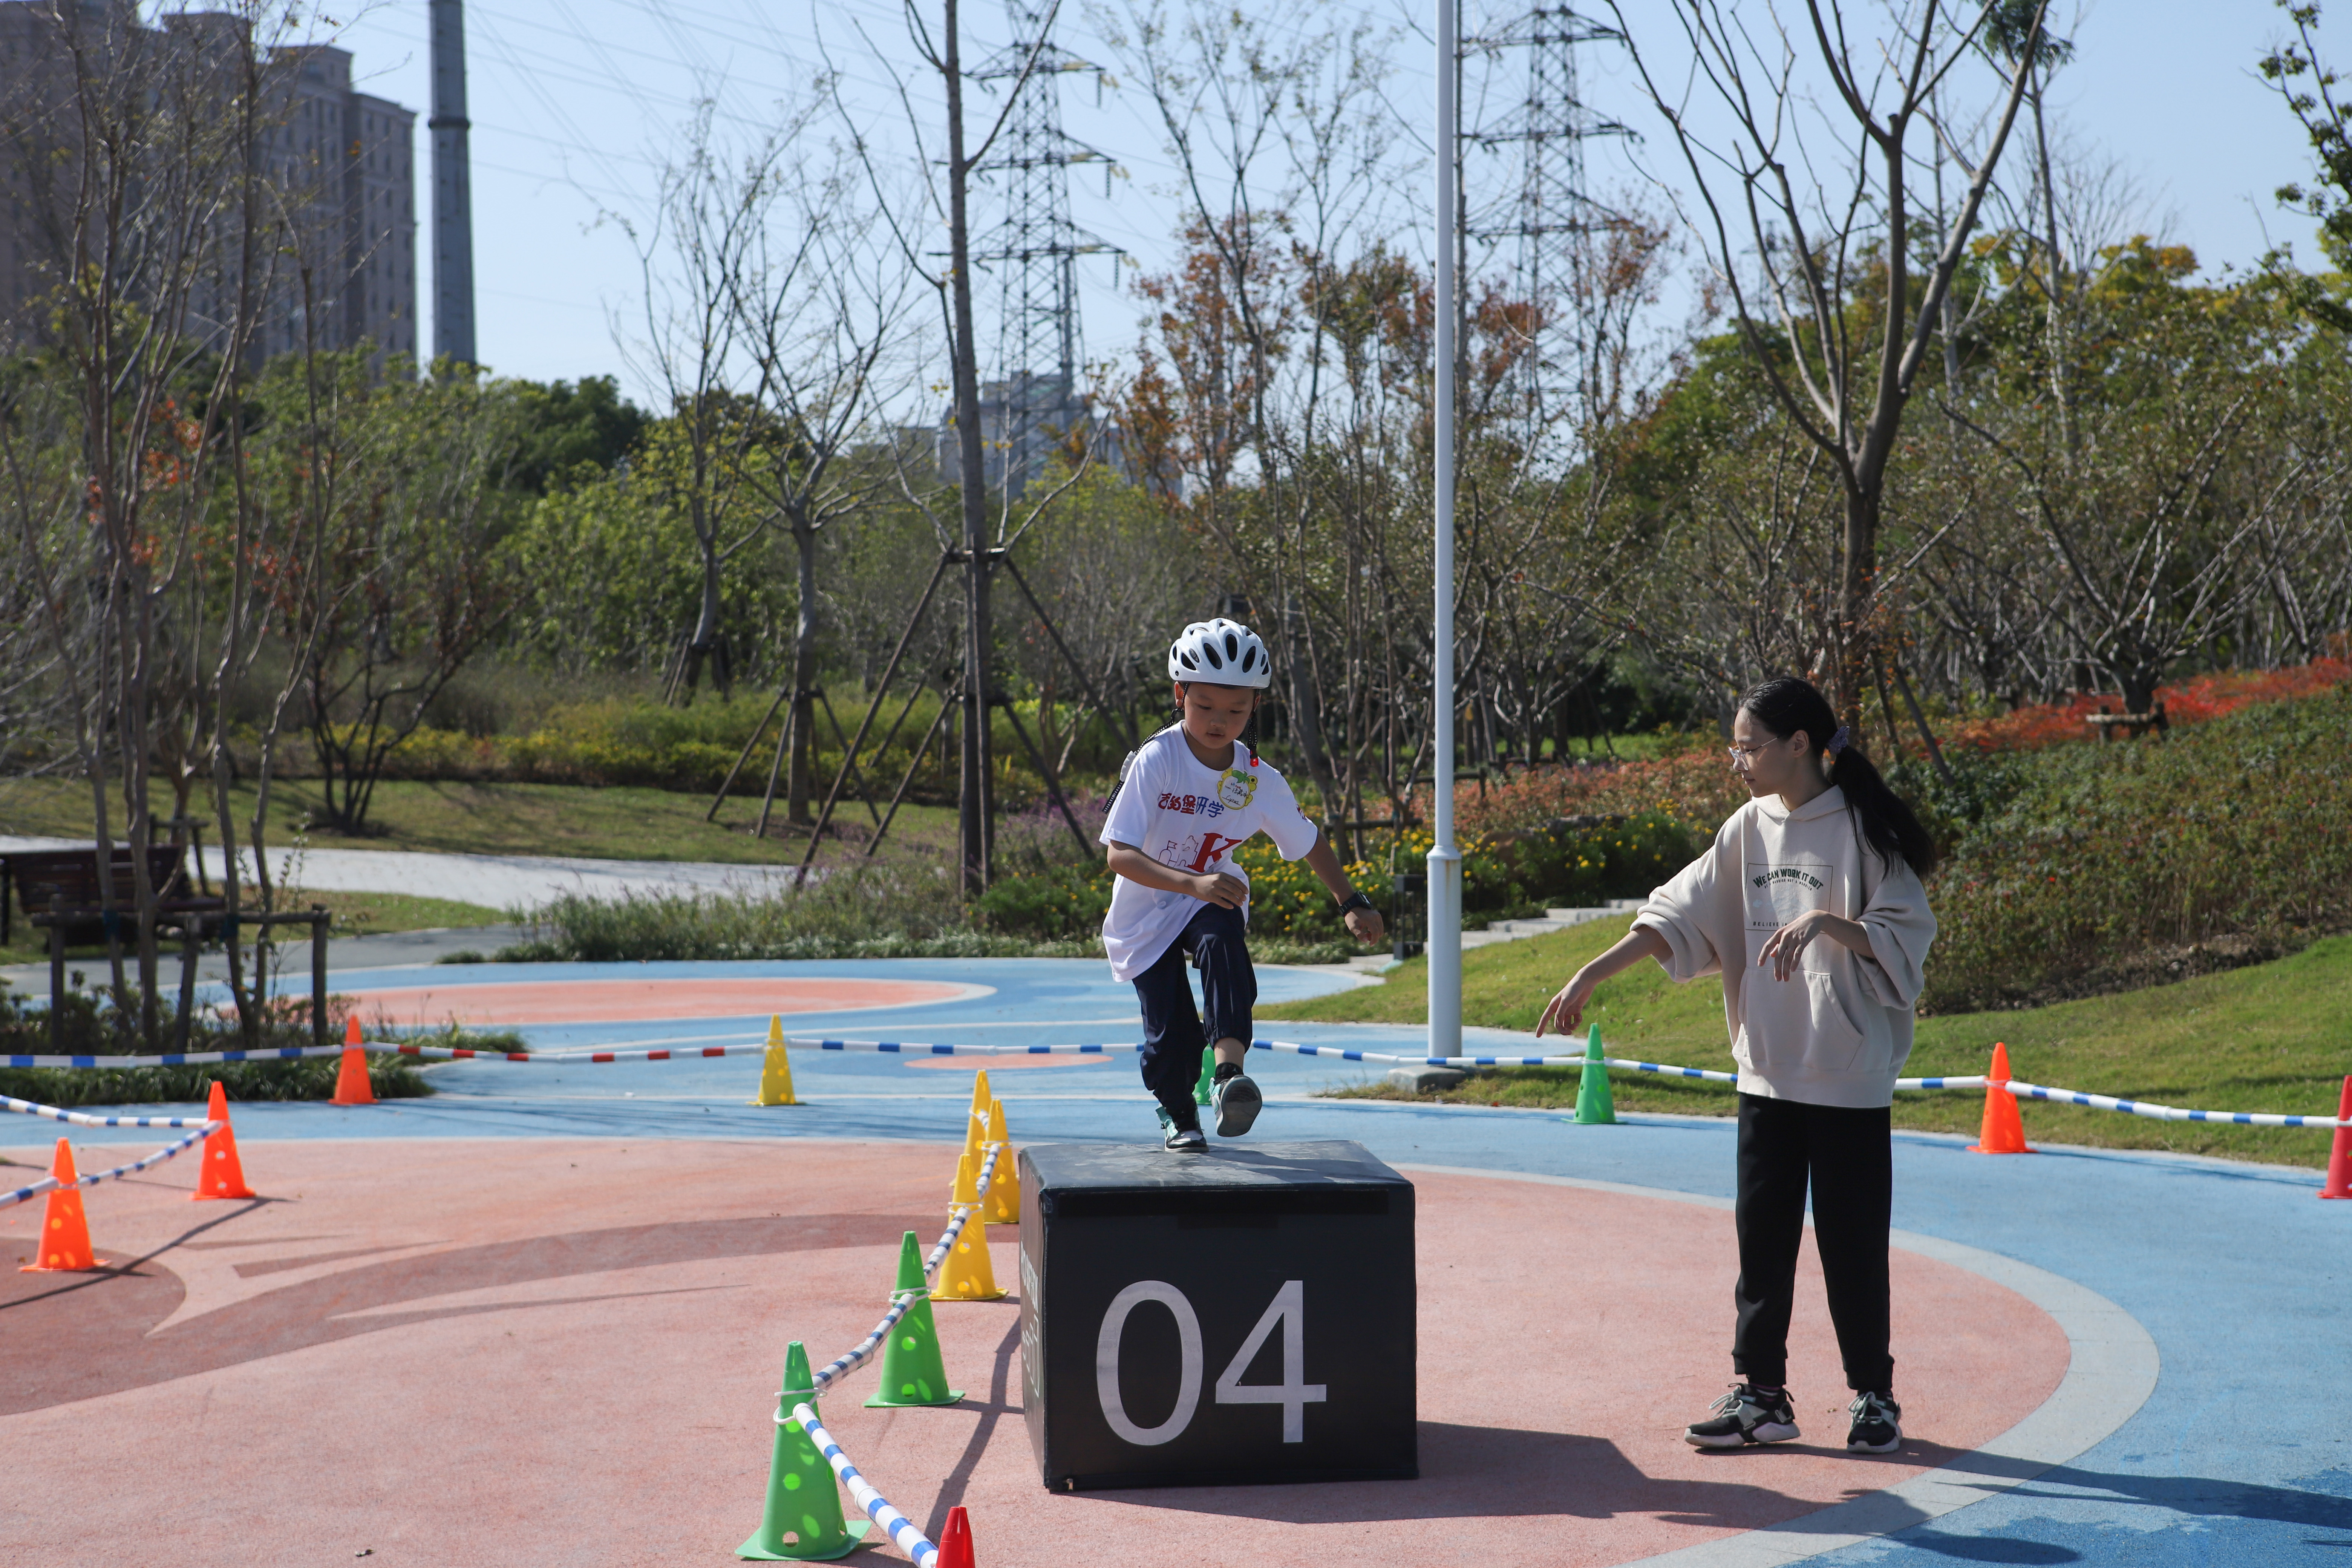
left=1096, top=1279, right=1328, bottom=1447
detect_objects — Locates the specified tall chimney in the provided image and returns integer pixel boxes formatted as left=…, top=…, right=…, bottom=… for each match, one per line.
left=429, top=0, right=476, bottom=366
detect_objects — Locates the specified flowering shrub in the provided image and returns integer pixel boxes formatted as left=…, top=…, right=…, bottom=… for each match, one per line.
left=970, top=859, right=1114, bottom=940
left=1943, top=655, right=2352, bottom=754
left=1921, top=682, right=2352, bottom=1010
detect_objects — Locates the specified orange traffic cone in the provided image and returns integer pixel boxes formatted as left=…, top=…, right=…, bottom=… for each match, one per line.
left=2319, top=1076, right=2352, bottom=1200
left=329, top=1014, right=375, bottom=1107
left=20, top=1138, right=104, bottom=1272
left=192, top=1081, right=257, bottom=1201
left=936, top=1506, right=975, bottom=1568
left=1968, top=1042, right=2032, bottom=1155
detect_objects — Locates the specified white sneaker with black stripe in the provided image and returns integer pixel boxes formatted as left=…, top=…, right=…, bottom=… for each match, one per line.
left=1845, top=1390, right=1902, bottom=1453
left=1684, top=1384, right=1801, bottom=1449
left=1156, top=1105, right=1206, bottom=1151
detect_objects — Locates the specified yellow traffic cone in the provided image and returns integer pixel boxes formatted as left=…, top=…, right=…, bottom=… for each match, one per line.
left=967, top=1068, right=993, bottom=1139
left=983, top=1097, right=1020, bottom=1225
left=751, top=1015, right=799, bottom=1107
left=931, top=1151, right=1005, bottom=1302
left=960, top=1099, right=984, bottom=1165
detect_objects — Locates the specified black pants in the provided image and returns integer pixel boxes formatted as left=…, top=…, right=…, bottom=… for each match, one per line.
left=1132, top=902, right=1255, bottom=1119
left=1732, top=1092, right=1894, bottom=1395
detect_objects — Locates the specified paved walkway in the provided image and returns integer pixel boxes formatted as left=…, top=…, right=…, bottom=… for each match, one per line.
left=0, top=836, right=809, bottom=910
left=6, top=958, right=2348, bottom=1564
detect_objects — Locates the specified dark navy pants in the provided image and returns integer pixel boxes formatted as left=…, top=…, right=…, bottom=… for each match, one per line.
left=1132, top=901, right=1256, bottom=1119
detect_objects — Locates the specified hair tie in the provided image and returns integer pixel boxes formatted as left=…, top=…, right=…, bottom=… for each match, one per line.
left=1826, top=725, right=1851, bottom=756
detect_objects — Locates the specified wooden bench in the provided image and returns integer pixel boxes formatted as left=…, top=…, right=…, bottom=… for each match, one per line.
left=2, top=844, right=225, bottom=946
left=2084, top=701, right=2169, bottom=741
left=0, top=844, right=335, bottom=1052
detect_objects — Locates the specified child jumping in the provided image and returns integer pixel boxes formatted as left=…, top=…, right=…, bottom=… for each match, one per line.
left=1536, top=675, right=1937, bottom=1455
left=1100, top=618, right=1385, bottom=1150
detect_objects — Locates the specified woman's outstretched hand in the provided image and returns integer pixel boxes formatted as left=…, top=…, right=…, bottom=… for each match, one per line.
left=1536, top=968, right=1598, bottom=1038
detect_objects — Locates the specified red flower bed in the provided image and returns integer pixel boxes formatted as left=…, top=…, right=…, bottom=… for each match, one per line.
left=1945, top=656, right=2352, bottom=755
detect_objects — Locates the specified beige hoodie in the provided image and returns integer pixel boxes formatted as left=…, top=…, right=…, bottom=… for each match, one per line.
left=1632, top=786, right=1936, bottom=1109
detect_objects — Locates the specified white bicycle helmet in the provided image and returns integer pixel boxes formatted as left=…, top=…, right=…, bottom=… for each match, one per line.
left=1167, top=618, right=1272, bottom=688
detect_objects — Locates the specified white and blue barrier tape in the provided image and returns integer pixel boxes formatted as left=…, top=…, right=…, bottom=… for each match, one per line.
left=2, top=1095, right=219, bottom=1208
left=3, top=1044, right=349, bottom=1069
left=768, top=1141, right=1003, bottom=1568
left=2003, top=1078, right=2352, bottom=1129
left=21, top=1031, right=2350, bottom=1130
left=784, top=1404, right=940, bottom=1568
left=805, top=1144, right=1001, bottom=1393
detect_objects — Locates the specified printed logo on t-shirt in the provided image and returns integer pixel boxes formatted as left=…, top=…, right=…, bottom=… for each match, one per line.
left=1156, top=790, right=1227, bottom=818
left=1170, top=831, right=1243, bottom=872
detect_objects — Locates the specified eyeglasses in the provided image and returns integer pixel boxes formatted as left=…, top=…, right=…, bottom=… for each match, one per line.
left=1726, top=741, right=1777, bottom=763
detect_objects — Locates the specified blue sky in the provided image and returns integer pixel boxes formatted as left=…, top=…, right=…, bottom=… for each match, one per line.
left=328, top=0, right=2334, bottom=404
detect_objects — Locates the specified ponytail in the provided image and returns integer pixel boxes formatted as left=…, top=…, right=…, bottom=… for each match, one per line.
left=1738, top=676, right=1938, bottom=878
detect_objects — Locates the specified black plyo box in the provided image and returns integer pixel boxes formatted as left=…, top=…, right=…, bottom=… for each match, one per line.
left=1018, top=1140, right=1417, bottom=1491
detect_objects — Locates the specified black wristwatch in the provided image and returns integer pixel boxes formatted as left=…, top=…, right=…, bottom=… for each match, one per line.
left=1337, top=891, right=1376, bottom=915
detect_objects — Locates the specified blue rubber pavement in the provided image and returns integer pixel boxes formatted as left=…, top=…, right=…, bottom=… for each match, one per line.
left=10, top=957, right=2350, bottom=1565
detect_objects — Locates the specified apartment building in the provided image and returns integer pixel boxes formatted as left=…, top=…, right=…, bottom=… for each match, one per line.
left=0, top=5, right=416, bottom=368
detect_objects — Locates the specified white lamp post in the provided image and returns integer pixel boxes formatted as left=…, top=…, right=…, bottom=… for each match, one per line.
left=1427, top=0, right=1462, bottom=1064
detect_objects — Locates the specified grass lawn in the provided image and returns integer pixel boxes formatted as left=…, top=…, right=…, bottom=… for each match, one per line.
left=0, top=775, right=960, bottom=868
left=1263, top=919, right=2352, bottom=1168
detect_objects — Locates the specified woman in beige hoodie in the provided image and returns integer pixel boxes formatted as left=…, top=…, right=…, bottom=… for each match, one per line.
left=1536, top=677, right=1937, bottom=1456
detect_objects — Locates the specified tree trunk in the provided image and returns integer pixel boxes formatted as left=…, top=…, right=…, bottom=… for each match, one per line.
left=685, top=539, right=727, bottom=704
left=943, top=0, right=994, bottom=893
left=1836, top=478, right=1881, bottom=723
left=787, top=521, right=818, bottom=823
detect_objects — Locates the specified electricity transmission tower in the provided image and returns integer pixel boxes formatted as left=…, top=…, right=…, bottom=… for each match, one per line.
left=971, top=1, right=1115, bottom=497
left=1467, top=4, right=1626, bottom=435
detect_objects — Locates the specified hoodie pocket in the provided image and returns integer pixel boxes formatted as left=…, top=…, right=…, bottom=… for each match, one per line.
left=1801, top=970, right=1868, bottom=1074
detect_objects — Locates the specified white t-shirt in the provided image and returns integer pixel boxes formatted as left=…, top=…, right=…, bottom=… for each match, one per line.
left=1098, top=724, right=1322, bottom=980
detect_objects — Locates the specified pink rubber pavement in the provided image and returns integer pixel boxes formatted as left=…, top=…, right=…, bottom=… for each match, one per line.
left=0, top=1137, right=2067, bottom=1565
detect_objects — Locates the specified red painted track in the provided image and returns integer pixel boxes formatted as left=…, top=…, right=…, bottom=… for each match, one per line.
left=343, top=976, right=980, bottom=1027
left=0, top=1138, right=2068, bottom=1566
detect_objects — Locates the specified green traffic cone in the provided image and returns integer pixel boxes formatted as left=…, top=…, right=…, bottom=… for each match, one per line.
left=1193, top=1052, right=1214, bottom=1106
left=1570, top=1023, right=1618, bottom=1125
left=739, top=1341, right=871, bottom=1561
left=865, top=1230, right=965, bottom=1408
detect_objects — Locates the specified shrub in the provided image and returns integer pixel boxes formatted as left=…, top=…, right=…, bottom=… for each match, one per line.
left=510, top=864, right=1034, bottom=962
left=971, top=859, right=1113, bottom=941
left=1922, top=684, right=2352, bottom=1010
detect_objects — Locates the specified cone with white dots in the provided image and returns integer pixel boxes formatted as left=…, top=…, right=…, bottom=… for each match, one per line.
left=982, top=1097, right=1020, bottom=1225
left=751, top=1014, right=799, bottom=1107
left=931, top=1153, right=1005, bottom=1303
left=20, top=1138, right=104, bottom=1273
left=738, top=1340, right=869, bottom=1560
left=866, top=1230, right=963, bottom=1408
left=192, top=1081, right=257, bottom=1201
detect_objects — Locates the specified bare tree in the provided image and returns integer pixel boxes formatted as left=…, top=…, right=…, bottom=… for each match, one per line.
left=612, top=100, right=792, bottom=705
left=1607, top=0, right=2046, bottom=717
left=833, top=0, right=1092, bottom=888
left=730, top=136, right=916, bottom=827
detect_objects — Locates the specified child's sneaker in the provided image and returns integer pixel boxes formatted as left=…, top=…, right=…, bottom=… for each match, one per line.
left=1845, top=1390, right=1902, bottom=1453
left=1155, top=1105, right=1206, bottom=1152
left=1211, top=1071, right=1262, bottom=1137
left=1684, top=1384, right=1801, bottom=1449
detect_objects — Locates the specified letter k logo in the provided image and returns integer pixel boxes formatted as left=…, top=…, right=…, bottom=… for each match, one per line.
left=1187, top=832, right=1241, bottom=872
